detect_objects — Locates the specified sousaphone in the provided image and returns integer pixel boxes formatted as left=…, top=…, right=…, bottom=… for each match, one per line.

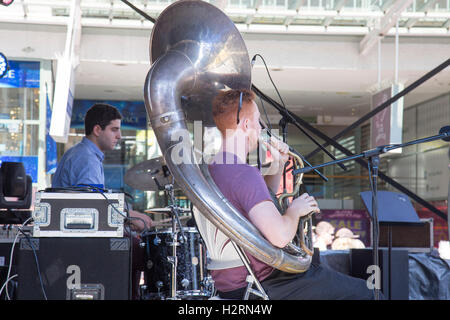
left=144, top=0, right=311, bottom=273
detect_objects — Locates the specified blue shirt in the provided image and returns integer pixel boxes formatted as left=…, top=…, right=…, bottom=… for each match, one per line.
left=52, top=137, right=105, bottom=188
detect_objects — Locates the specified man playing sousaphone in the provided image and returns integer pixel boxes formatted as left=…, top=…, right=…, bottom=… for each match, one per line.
left=200, top=89, right=376, bottom=300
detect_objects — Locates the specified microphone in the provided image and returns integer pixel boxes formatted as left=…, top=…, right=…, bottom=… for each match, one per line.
left=439, top=126, right=450, bottom=142
left=251, top=55, right=257, bottom=68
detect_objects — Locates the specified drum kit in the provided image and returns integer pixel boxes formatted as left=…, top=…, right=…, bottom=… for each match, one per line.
left=125, top=157, right=214, bottom=300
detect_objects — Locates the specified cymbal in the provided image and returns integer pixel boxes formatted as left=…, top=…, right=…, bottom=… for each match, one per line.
left=124, top=157, right=177, bottom=191
left=152, top=215, right=191, bottom=228
left=145, top=207, right=191, bottom=215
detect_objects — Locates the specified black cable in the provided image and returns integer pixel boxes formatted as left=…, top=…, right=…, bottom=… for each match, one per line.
left=257, top=140, right=261, bottom=170
left=253, top=53, right=297, bottom=194
left=253, top=85, right=348, bottom=172
left=127, top=213, right=133, bottom=300
left=252, top=54, right=288, bottom=113
left=257, top=90, right=273, bottom=132
left=42, top=186, right=104, bottom=193
left=18, top=228, right=48, bottom=300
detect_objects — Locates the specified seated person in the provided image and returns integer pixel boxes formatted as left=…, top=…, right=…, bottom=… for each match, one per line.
left=313, top=221, right=335, bottom=252
left=195, top=89, right=377, bottom=300
left=52, top=103, right=153, bottom=231
left=51, top=102, right=153, bottom=299
left=331, top=227, right=365, bottom=250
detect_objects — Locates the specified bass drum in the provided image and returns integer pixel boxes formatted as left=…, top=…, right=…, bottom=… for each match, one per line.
left=142, top=227, right=212, bottom=299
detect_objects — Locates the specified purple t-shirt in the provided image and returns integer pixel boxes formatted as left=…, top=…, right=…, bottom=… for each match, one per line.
left=208, top=152, right=274, bottom=292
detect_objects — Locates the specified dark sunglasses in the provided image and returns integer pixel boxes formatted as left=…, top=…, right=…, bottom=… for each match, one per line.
left=236, top=91, right=243, bottom=125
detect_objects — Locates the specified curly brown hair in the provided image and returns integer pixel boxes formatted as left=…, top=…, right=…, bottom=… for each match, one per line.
left=212, top=89, right=256, bottom=134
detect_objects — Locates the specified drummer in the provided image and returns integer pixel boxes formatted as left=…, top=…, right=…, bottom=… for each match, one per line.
left=52, top=103, right=153, bottom=231
left=51, top=103, right=153, bottom=300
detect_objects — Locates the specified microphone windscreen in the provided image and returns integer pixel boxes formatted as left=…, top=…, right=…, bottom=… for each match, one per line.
left=439, top=126, right=450, bottom=142
left=251, top=55, right=256, bottom=67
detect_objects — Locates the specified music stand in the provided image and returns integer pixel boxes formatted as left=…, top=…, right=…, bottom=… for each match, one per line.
left=360, top=190, right=420, bottom=299
left=361, top=191, right=421, bottom=223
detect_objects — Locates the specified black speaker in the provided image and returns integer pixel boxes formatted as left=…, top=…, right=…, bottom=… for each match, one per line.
left=350, top=248, right=409, bottom=300
left=17, top=237, right=130, bottom=300
left=0, top=162, right=32, bottom=210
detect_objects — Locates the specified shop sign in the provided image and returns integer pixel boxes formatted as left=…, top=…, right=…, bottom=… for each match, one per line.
left=0, top=60, right=40, bottom=88
left=316, top=209, right=372, bottom=246
left=370, top=84, right=404, bottom=152
left=71, top=100, right=147, bottom=130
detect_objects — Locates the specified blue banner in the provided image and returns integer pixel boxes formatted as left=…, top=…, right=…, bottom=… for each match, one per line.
left=0, top=60, right=40, bottom=88
left=71, top=99, right=147, bottom=130
left=46, top=94, right=57, bottom=174
left=0, top=156, right=38, bottom=183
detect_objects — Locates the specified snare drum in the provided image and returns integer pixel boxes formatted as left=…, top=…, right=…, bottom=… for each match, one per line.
left=142, top=227, right=211, bottom=299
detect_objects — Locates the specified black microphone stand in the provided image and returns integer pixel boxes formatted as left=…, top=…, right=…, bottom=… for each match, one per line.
left=292, top=129, right=450, bottom=300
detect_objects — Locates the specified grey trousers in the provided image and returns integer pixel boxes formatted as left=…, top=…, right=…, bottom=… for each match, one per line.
left=218, top=262, right=377, bottom=300
left=260, top=263, right=376, bottom=300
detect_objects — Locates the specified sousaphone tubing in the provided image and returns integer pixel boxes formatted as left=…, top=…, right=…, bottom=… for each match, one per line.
left=144, top=0, right=311, bottom=273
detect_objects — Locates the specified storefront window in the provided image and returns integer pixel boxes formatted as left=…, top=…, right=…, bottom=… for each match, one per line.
left=0, top=60, right=41, bottom=184
left=0, top=87, right=40, bottom=120
left=0, top=123, right=39, bottom=156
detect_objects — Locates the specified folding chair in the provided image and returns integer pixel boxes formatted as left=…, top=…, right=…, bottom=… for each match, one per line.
left=192, top=207, right=269, bottom=300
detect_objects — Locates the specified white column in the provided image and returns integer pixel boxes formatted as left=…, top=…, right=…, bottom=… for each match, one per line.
left=38, top=60, right=54, bottom=190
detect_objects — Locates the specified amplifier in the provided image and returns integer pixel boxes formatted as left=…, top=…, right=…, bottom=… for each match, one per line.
left=32, top=192, right=125, bottom=237
left=378, top=218, right=434, bottom=253
left=16, top=237, right=130, bottom=300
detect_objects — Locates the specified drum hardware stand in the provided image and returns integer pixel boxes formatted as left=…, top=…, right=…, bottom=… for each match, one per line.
left=231, top=241, right=269, bottom=300
left=167, top=254, right=178, bottom=299
left=201, top=276, right=215, bottom=296
left=164, top=182, right=188, bottom=300
left=156, top=281, right=164, bottom=298
left=165, top=183, right=188, bottom=242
